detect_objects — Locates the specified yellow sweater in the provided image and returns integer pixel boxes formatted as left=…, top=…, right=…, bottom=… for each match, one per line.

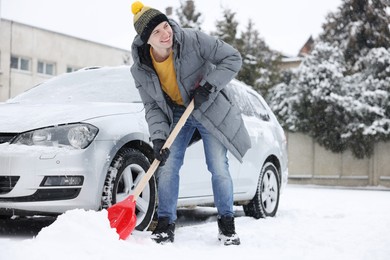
left=150, top=50, right=183, bottom=105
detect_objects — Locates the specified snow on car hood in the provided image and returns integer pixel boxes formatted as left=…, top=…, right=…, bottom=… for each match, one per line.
left=0, top=102, right=144, bottom=133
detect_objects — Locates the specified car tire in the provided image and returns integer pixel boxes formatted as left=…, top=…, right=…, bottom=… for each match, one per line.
left=243, top=162, right=280, bottom=219
left=101, top=148, right=156, bottom=231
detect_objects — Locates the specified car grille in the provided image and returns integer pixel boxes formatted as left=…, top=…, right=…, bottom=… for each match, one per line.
left=0, top=176, right=20, bottom=195
left=0, top=133, right=17, bottom=144
left=0, top=188, right=81, bottom=201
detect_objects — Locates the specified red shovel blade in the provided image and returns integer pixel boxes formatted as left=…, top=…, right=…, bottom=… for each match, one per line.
left=107, top=195, right=137, bottom=240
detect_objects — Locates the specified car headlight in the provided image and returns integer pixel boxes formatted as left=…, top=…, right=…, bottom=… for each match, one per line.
left=12, top=123, right=99, bottom=149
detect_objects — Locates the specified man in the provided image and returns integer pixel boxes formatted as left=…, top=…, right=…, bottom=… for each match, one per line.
left=130, top=1, right=251, bottom=246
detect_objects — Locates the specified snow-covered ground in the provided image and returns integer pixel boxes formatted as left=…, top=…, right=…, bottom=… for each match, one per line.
left=1, top=184, right=389, bottom=260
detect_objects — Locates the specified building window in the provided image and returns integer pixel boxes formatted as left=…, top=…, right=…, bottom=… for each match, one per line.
left=10, top=55, right=31, bottom=71
left=38, top=60, right=56, bottom=75
left=66, top=66, right=79, bottom=73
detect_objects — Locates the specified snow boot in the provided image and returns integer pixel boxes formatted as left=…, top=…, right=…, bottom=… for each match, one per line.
left=151, top=217, right=175, bottom=244
left=217, top=216, right=240, bottom=245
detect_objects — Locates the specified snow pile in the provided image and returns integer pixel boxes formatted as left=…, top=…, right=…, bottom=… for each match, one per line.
left=4, top=209, right=122, bottom=259
left=36, top=209, right=119, bottom=242
left=1, top=185, right=390, bottom=260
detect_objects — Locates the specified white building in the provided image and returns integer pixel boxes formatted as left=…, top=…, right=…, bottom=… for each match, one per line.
left=0, top=18, right=131, bottom=101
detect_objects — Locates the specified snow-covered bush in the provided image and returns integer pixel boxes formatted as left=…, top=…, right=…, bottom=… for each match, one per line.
left=269, top=0, right=390, bottom=159
left=341, top=48, right=390, bottom=157
left=268, top=45, right=390, bottom=158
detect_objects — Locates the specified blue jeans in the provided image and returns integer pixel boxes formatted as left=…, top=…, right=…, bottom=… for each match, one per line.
left=156, top=106, right=234, bottom=223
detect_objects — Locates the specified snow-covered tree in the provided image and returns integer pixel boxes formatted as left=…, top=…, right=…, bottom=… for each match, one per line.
left=236, top=19, right=282, bottom=96
left=268, top=45, right=390, bottom=158
left=175, top=0, right=203, bottom=30
left=268, top=0, right=390, bottom=158
left=269, top=43, right=349, bottom=152
left=341, top=48, right=390, bottom=157
left=211, top=9, right=282, bottom=96
left=212, top=8, right=239, bottom=47
left=235, top=20, right=262, bottom=91
left=320, top=0, right=390, bottom=71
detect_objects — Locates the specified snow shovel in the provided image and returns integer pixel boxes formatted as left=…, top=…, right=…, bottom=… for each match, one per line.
left=108, top=99, right=195, bottom=240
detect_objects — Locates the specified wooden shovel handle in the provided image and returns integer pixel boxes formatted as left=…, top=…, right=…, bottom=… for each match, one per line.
left=131, top=99, right=195, bottom=200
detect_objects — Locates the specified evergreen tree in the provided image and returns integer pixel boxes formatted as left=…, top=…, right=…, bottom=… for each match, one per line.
left=342, top=47, right=390, bottom=157
left=237, top=19, right=281, bottom=96
left=211, top=8, right=282, bottom=96
left=269, top=43, right=349, bottom=153
left=175, top=0, right=202, bottom=30
left=268, top=0, right=390, bottom=158
left=212, top=7, right=239, bottom=46
left=236, top=20, right=262, bottom=90
left=320, top=0, right=390, bottom=71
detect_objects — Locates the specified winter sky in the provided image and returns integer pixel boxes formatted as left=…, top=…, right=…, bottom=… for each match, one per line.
left=0, top=0, right=342, bottom=56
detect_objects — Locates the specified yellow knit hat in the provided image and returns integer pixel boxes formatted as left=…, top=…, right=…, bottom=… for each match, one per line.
left=131, top=1, right=169, bottom=42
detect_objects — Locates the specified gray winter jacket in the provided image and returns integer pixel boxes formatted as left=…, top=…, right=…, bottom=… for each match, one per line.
left=130, top=19, right=251, bottom=162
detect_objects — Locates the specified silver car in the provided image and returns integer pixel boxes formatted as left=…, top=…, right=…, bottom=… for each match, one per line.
left=0, top=66, right=288, bottom=230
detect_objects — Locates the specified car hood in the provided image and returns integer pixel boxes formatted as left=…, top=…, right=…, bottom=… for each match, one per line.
left=0, top=102, right=144, bottom=132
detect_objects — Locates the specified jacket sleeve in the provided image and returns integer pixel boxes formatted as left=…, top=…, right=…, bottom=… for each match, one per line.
left=131, top=74, right=170, bottom=141
left=195, top=31, right=242, bottom=92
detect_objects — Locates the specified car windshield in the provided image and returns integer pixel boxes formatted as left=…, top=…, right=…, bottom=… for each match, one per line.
left=8, top=66, right=141, bottom=104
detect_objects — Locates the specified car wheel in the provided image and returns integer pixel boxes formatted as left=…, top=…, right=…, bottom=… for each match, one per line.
left=243, top=162, right=280, bottom=219
left=101, top=148, right=156, bottom=231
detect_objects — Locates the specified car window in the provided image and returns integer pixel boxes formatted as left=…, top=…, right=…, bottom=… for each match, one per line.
left=246, top=92, right=270, bottom=121
left=226, top=80, right=270, bottom=121
left=9, top=67, right=142, bottom=104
